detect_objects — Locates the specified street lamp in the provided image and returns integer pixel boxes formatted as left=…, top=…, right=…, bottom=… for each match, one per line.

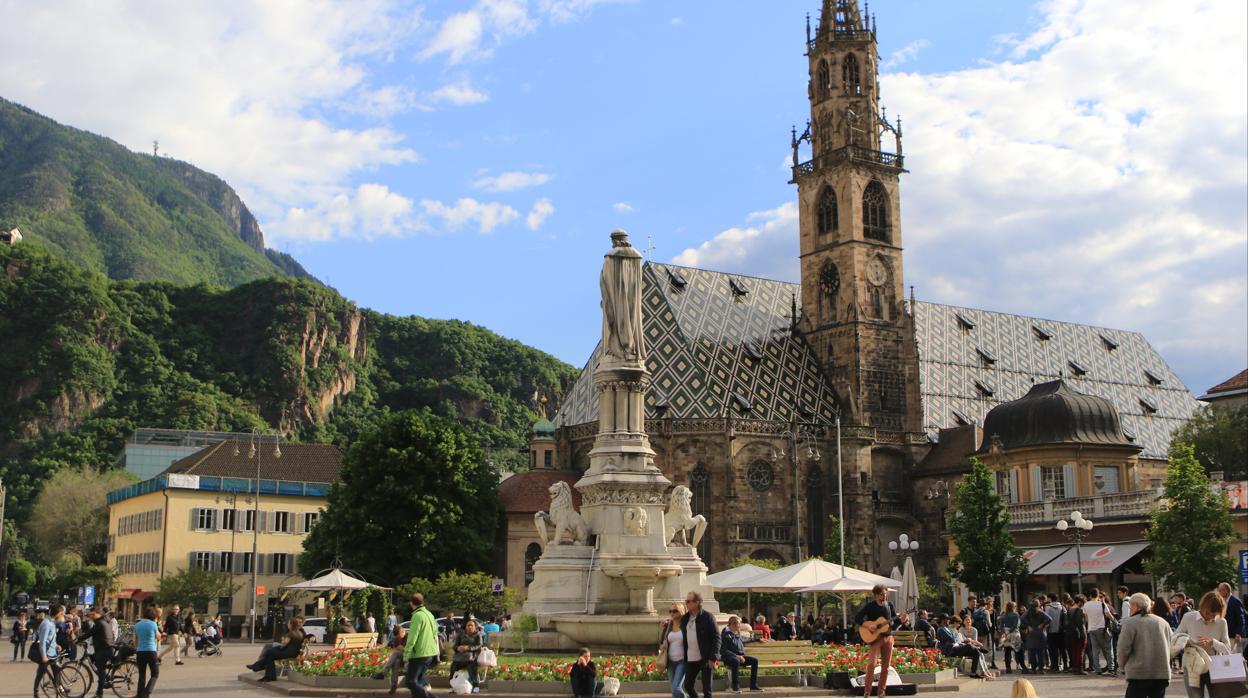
left=771, top=426, right=822, bottom=563
left=1056, top=510, right=1094, bottom=595
left=888, top=533, right=920, bottom=559
left=234, top=429, right=281, bottom=643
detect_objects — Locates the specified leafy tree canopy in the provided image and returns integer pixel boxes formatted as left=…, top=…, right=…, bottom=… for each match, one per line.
left=947, top=459, right=1027, bottom=597
left=28, top=467, right=137, bottom=565
left=1146, top=443, right=1238, bottom=594
left=300, top=409, right=499, bottom=584
left=1172, top=406, right=1248, bottom=481
left=154, top=566, right=239, bottom=609
left=821, top=515, right=857, bottom=567
left=8, top=559, right=37, bottom=593
left=396, top=571, right=517, bottom=621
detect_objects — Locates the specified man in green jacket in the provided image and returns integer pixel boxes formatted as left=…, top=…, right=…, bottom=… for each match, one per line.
left=403, top=593, right=440, bottom=698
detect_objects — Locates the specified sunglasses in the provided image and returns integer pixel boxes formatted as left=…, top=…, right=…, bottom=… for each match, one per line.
left=669, top=609, right=681, bottom=614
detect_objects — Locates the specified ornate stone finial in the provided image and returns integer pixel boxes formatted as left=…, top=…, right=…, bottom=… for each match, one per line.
left=805, top=12, right=811, bottom=44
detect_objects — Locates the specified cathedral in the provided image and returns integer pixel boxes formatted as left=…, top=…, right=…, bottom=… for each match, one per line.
left=498, top=0, right=1199, bottom=591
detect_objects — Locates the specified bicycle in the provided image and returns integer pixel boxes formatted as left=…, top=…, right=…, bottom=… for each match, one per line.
left=36, top=657, right=89, bottom=698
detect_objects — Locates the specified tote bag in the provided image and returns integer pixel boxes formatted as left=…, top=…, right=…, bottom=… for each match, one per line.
left=1209, top=654, right=1248, bottom=684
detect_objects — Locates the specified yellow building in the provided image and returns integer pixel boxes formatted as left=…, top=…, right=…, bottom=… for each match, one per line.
left=106, top=441, right=342, bottom=628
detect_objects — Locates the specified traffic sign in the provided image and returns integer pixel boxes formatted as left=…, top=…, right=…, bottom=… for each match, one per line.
left=256, top=585, right=266, bottom=595
left=77, top=585, right=95, bottom=607
left=491, top=578, right=505, bottom=594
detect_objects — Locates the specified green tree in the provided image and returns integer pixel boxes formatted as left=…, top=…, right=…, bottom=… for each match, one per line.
left=27, top=468, right=137, bottom=564
left=821, top=515, right=857, bottom=567
left=300, top=409, right=499, bottom=583
left=346, top=586, right=393, bottom=630
left=9, top=558, right=37, bottom=592
left=154, top=566, right=238, bottom=609
left=948, top=459, right=1027, bottom=597
left=1172, top=406, right=1248, bottom=481
left=1146, top=443, right=1238, bottom=594
left=431, top=571, right=518, bottom=619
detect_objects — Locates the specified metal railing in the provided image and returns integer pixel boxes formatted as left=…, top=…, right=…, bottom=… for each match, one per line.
left=791, top=145, right=905, bottom=181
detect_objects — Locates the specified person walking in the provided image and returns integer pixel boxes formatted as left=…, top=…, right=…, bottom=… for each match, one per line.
left=1021, top=600, right=1048, bottom=674
left=158, top=605, right=183, bottom=666
left=1116, top=593, right=1172, bottom=698
left=998, top=602, right=1023, bottom=673
left=720, top=616, right=761, bottom=693
left=1176, top=591, right=1233, bottom=698
left=855, top=584, right=899, bottom=696
left=133, top=606, right=162, bottom=698
left=33, top=603, right=64, bottom=698
left=1216, top=583, right=1246, bottom=652
left=1084, top=589, right=1113, bottom=674
left=87, top=608, right=114, bottom=698
left=450, top=619, right=483, bottom=693
left=658, top=602, right=687, bottom=698
left=403, top=593, right=440, bottom=698
left=1044, top=594, right=1066, bottom=672
left=680, top=591, right=721, bottom=698
left=1065, top=595, right=1088, bottom=675
left=11, top=610, right=29, bottom=662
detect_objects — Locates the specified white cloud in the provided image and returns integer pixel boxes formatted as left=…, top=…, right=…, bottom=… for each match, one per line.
left=675, top=0, right=1247, bottom=391
left=473, top=171, right=553, bottom=192
left=421, top=197, right=519, bottom=233
left=428, top=82, right=490, bottom=106
left=419, top=0, right=618, bottom=64
left=881, top=39, right=930, bottom=69
left=526, top=198, right=555, bottom=230
left=613, top=201, right=637, bottom=213
left=275, top=183, right=419, bottom=241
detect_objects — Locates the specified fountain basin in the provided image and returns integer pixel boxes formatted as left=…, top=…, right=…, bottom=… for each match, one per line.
left=551, top=614, right=668, bottom=652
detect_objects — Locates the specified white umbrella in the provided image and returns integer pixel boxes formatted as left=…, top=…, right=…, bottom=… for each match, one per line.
left=782, top=562, right=899, bottom=629
left=706, top=563, right=773, bottom=621
left=741, top=558, right=895, bottom=592
left=889, top=566, right=902, bottom=582
left=898, top=556, right=920, bottom=616
left=284, top=568, right=374, bottom=591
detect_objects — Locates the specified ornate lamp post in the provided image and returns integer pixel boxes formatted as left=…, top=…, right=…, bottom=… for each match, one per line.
left=772, top=427, right=822, bottom=563
left=888, top=533, right=920, bottom=562
left=1056, top=510, right=1094, bottom=595
left=234, top=429, right=281, bottom=643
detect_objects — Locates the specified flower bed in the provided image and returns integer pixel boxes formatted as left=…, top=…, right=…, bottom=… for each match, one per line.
left=286, top=645, right=954, bottom=682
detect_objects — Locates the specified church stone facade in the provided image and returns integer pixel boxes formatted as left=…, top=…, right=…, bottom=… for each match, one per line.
left=540, top=0, right=1200, bottom=584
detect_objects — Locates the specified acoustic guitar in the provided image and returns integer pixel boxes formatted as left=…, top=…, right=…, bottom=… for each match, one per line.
left=858, top=617, right=892, bottom=644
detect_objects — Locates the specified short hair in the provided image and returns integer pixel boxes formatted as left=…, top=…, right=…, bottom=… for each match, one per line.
left=1117, top=585, right=1130, bottom=595
left=410, top=592, right=424, bottom=607
left=578, top=647, right=591, bottom=657
left=872, top=584, right=888, bottom=596
left=1048, top=593, right=1060, bottom=602
left=1200, top=591, right=1226, bottom=617
left=1128, top=593, right=1153, bottom=614
left=1174, top=592, right=1188, bottom=600
left=1004, top=601, right=1016, bottom=613
left=728, top=615, right=740, bottom=624
left=1219, top=582, right=1233, bottom=593
left=144, top=606, right=160, bottom=621
left=1089, top=587, right=1101, bottom=598
left=1074, top=594, right=1087, bottom=604
left=49, top=604, right=64, bottom=616
left=686, top=591, right=703, bottom=604
left=755, top=615, right=765, bottom=623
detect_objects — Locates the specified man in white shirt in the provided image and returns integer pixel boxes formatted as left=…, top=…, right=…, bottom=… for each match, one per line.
left=1084, top=588, right=1113, bottom=675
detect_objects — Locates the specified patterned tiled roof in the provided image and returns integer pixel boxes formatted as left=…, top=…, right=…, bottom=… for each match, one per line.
left=913, top=302, right=1199, bottom=460
left=554, top=263, right=842, bottom=426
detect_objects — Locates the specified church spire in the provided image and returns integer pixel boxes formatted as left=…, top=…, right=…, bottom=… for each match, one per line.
left=818, top=0, right=869, bottom=39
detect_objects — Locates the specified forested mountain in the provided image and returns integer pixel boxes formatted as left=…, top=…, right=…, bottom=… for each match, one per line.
left=0, top=245, right=579, bottom=522
left=0, top=97, right=313, bottom=285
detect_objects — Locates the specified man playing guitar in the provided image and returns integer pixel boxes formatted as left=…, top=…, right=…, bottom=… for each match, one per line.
left=853, top=585, right=897, bottom=698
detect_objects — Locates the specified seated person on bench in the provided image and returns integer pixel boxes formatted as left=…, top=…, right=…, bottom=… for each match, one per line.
left=720, top=616, right=762, bottom=693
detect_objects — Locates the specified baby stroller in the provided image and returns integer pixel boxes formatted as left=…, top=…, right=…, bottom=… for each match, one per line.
left=196, top=625, right=223, bottom=657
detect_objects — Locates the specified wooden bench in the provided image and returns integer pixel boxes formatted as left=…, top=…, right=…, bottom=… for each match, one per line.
left=333, top=632, right=377, bottom=650
left=891, top=631, right=927, bottom=648
left=742, top=640, right=822, bottom=685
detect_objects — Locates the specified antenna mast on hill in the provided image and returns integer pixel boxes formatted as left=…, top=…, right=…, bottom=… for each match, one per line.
left=152, top=141, right=159, bottom=157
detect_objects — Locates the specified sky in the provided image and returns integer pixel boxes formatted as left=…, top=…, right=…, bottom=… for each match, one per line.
left=1, top=0, right=1245, bottom=396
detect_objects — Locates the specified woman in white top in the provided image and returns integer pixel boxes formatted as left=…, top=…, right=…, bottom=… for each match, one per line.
left=1176, top=591, right=1232, bottom=698
left=658, top=602, right=687, bottom=698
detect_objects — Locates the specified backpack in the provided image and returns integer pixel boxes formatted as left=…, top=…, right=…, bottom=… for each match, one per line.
left=28, top=639, right=42, bottom=663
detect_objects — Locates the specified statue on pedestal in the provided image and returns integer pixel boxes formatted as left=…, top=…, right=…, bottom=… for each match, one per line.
left=534, top=481, right=590, bottom=548
left=664, top=485, right=707, bottom=547
left=600, top=230, right=644, bottom=365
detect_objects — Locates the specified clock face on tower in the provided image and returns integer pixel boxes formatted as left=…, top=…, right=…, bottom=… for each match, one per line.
left=819, top=262, right=840, bottom=297
left=867, top=257, right=888, bottom=287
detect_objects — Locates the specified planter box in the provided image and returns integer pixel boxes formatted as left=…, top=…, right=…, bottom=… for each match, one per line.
left=897, top=669, right=955, bottom=684
left=287, top=671, right=382, bottom=689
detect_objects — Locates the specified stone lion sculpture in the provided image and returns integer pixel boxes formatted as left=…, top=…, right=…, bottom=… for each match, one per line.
left=665, top=485, right=707, bottom=547
left=534, top=481, right=590, bottom=547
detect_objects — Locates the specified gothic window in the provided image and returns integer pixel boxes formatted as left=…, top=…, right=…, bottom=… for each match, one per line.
left=842, top=52, right=861, bottom=95
left=816, top=186, right=838, bottom=236
left=862, top=180, right=890, bottom=242
left=816, top=59, right=831, bottom=99
left=690, top=465, right=711, bottom=563
left=746, top=461, right=774, bottom=492
left=524, top=543, right=542, bottom=586
left=806, top=469, right=825, bottom=556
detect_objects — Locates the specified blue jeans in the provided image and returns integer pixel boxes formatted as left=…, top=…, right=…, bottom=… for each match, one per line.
left=1027, top=647, right=1046, bottom=671
left=405, top=657, right=434, bottom=698
left=667, top=660, right=686, bottom=698
left=1087, top=628, right=1111, bottom=672
left=723, top=654, right=759, bottom=690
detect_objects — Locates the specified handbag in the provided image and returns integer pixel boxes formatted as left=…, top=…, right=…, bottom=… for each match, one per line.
left=27, top=640, right=42, bottom=664
left=1210, top=654, right=1248, bottom=684
left=476, top=646, right=497, bottom=668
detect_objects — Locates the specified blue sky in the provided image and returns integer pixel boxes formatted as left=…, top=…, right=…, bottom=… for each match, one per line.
left=2, top=0, right=1245, bottom=395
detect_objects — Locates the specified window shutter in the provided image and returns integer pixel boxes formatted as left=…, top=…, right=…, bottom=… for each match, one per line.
left=294, top=513, right=306, bottom=535
left=1009, top=469, right=1020, bottom=504
left=1030, top=466, right=1043, bottom=502
left=1063, top=463, right=1077, bottom=498
left=190, top=507, right=201, bottom=530
left=189, top=551, right=198, bottom=569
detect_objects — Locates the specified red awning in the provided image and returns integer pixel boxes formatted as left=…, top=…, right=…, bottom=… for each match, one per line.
left=1032, top=542, right=1150, bottom=576
left=1021, top=546, right=1069, bottom=574
left=113, top=589, right=139, bottom=600
left=131, top=591, right=153, bottom=601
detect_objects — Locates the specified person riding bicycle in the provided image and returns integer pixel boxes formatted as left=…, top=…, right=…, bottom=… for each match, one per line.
left=88, top=608, right=115, bottom=698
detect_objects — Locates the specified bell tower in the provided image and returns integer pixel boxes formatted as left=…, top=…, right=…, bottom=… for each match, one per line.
left=792, top=0, right=918, bottom=434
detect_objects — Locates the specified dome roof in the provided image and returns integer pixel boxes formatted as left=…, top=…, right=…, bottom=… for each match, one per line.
left=977, top=380, right=1137, bottom=452
left=531, top=417, right=556, bottom=439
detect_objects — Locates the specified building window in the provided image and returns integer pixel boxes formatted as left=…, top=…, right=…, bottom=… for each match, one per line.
left=216, top=596, right=233, bottom=615
left=544, top=451, right=553, bottom=468
left=192, top=552, right=214, bottom=570
left=816, top=59, right=831, bottom=99
left=806, top=469, right=825, bottom=556
left=842, top=52, right=861, bottom=94
left=241, top=552, right=254, bottom=574
left=302, top=512, right=319, bottom=533
left=746, top=461, right=775, bottom=492
left=195, top=508, right=217, bottom=531
left=219, top=551, right=234, bottom=573
left=1094, top=466, right=1121, bottom=494
left=271, top=553, right=291, bottom=576
left=995, top=471, right=1016, bottom=503
left=273, top=511, right=291, bottom=534
left=1041, top=466, right=1067, bottom=500
left=816, top=186, right=838, bottom=235
left=862, top=181, right=889, bottom=242
left=524, top=543, right=542, bottom=586
left=242, top=510, right=256, bottom=532
left=221, top=508, right=237, bottom=531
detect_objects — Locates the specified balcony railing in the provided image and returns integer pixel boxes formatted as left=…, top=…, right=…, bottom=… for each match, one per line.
left=731, top=523, right=794, bottom=543
left=791, top=145, right=905, bottom=181
left=1005, top=489, right=1164, bottom=527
